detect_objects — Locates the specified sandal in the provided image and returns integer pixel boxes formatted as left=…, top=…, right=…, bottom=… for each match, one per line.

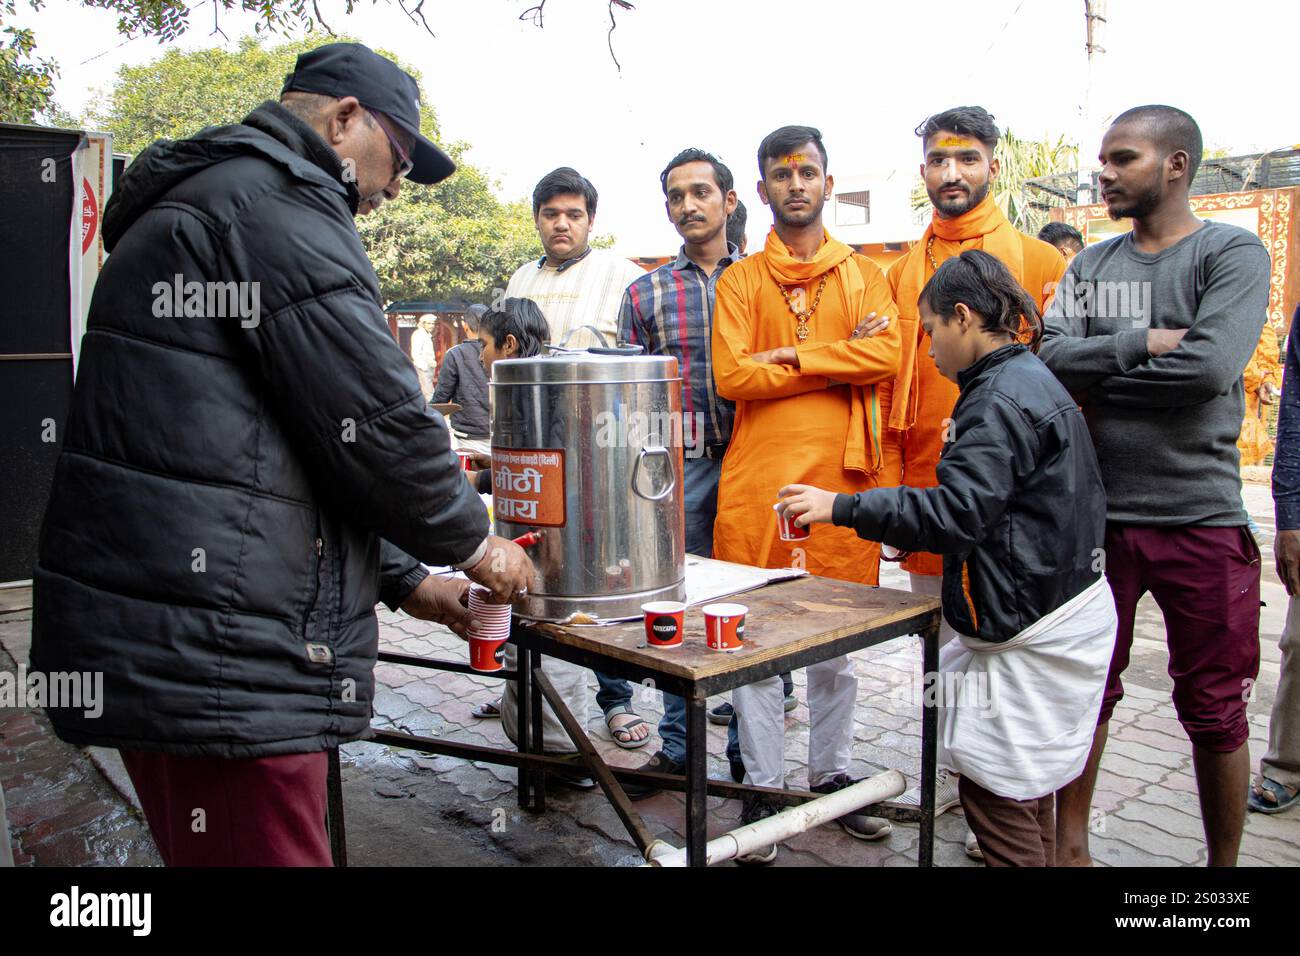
left=605, top=705, right=651, bottom=750
left=1249, top=777, right=1300, bottom=814
left=471, top=698, right=502, bottom=719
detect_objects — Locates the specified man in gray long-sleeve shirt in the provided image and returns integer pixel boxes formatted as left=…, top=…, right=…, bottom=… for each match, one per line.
left=431, top=304, right=491, bottom=451
left=1040, top=105, right=1270, bottom=867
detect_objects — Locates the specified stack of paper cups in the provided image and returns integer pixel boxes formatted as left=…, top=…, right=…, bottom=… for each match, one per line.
left=468, top=585, right=511, bottom=672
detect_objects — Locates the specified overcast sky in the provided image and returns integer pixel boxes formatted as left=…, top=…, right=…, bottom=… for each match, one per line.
left=16, top=0, right=1300, bottom=254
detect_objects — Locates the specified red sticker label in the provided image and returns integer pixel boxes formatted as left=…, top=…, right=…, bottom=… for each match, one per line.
left=492, top=448, right=566, bottom=527
left=81, top=177, right=98, bottom=255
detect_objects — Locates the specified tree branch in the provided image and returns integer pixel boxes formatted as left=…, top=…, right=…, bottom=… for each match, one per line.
left=311, top=0, right=336, bottom=35
left=519, top=1, right=545, bottom=27
left=210, top=0, right=228, bottom=40
left=606, top=0, right=633, bottom=73
left=520, top=1, right=632, bottom=72
left=396, top=0, right=435, bottom=37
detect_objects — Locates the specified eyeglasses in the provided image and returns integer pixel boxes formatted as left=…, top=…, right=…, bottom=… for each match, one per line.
left=367, top=108, right=414, bottom=181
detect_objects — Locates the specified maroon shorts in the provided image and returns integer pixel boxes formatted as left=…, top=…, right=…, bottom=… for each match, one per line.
left=959, top=775, right=1055, bottom=867
left=1099, top=523, right=1261, bottom=751
left=120, top=749, right=332, bottom=866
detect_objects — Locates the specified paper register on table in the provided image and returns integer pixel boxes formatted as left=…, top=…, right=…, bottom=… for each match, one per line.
left=545, top=556, right=807, bottom=626
left=422, top=555, right=806, bottom=627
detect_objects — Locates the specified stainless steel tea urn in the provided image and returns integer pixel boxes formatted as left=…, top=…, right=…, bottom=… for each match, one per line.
left=490, top=351, right=685, bottom=622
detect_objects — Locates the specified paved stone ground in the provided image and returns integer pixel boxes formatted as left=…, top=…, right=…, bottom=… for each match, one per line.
left=0, top=601, right=160, bottom=867
left=3, top=478, right=1298, bottom=866
left=340, top=479, right=1299, bottom=866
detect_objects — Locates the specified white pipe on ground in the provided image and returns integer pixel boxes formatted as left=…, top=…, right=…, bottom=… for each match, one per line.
left=644, top=769, right=906, bottom=867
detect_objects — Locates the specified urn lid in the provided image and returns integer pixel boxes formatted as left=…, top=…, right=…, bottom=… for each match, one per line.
left=491, top=350, right=680, bottom=386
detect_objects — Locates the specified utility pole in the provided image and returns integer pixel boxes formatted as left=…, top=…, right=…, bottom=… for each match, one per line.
left=1079, top=0, right=1108, bottom=204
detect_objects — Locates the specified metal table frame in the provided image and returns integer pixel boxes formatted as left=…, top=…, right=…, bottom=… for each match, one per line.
left=326, top=594, right=941, bottom=868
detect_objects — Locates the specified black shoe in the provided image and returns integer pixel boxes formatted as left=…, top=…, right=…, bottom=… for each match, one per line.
left=810, top=773, right=892, bottom=840
left=735, top=793, right=780, bottom=865
left=729, top=756, right=745, bottom=784
left=707, top=701, right=734, bottom=725
left=621, top=751, right=684, bottom=800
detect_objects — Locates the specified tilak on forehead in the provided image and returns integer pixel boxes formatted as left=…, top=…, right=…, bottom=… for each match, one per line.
left=934, top=136, right=977, bottom=149
left=782, top=153, right=805, bottom=166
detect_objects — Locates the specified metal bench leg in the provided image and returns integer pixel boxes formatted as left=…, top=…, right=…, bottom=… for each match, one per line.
left=919, top=621, right=939, bottom=867
left=686, top=691, right=708, bottom=867
left=528, top=645, right=547, bottom=812
left=516, top=639, right=532, bottom=810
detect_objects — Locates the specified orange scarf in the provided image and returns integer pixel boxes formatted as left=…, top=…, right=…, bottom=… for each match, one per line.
left=761, top=227, right=882, bottom=476
left=889, top=195, right=1024, bottom=430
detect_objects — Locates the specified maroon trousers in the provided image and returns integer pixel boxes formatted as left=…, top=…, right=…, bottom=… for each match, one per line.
left=120, top=749, right=332, bottom=867
left=1100, top=524, right=1261, bottom=751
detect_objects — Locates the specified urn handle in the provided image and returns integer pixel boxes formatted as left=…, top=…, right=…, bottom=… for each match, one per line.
left=631, top=445, right=675, bottom=502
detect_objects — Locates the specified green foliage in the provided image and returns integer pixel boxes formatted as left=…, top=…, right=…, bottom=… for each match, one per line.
left=88, top=35, right=542, bottom=302
left=84, top=34, right=440, bottom=153
left=38, top=99, right=80, bottom=127
left=0, top=0, right=380, bottom=122
left=0, top=0, right=57, bottom=122
left=78, top=0, right=358, bottom=44
left=360, top=169, right=542, bottom=303
left=993, top=131, right=1078, bottom=230
left=911, top=130, right=1079, bottom=232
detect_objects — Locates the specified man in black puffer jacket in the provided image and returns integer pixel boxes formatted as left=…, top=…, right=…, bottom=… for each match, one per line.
left=29, top=43, right=533, bottom=866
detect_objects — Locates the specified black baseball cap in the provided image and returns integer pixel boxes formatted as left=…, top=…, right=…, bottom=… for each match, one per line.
left=282, top=42, right=456, bottom=185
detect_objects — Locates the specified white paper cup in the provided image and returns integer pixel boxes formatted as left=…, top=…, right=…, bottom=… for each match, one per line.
left=468, top=585, right=512, bottom=636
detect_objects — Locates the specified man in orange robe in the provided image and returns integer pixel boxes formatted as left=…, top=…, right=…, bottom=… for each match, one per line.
left=1238, top=322, right=1282, bottom=467
left=888, top=107, right=1066, bottom=586
left=711, top=125, right=901, bottom=862
left=883, top=106, right=1066, bottom=837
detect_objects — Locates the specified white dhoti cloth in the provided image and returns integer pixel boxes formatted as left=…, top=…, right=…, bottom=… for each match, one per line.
left=939, top=577, right=1117, bottom=801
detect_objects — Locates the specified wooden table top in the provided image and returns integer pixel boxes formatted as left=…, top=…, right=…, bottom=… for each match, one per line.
left=526, top=574, right=941, bottom=682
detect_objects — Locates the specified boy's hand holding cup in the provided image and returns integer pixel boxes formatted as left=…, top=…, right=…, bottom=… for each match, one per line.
left=776, top=484, right=837, bottom=535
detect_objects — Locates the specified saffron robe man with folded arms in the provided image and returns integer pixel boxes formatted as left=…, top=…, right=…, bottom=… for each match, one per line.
left=712, top=127, right=902, bottom=584
left=710, top=125, right=902, bottom=863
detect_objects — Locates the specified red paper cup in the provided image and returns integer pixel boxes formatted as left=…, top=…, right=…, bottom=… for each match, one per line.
left=469, top=634, right=507, bottom=672
left=642, top=601, right=685, bottom=649
left=704, top=602, right=747, bottom=652
left=457, top=450, right=474, bottom=472
left=777, top=508, right=810, bottom=541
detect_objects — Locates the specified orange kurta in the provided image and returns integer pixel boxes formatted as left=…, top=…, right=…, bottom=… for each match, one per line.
left=886, top=196, right=1066, bottom=576
left=712, top=229, right=902, bottom=585
left=1239, top=323, right=1283, bottom=466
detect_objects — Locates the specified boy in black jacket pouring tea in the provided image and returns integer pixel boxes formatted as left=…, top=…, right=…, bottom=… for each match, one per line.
left=778, top=250, right=1117, bottom=866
